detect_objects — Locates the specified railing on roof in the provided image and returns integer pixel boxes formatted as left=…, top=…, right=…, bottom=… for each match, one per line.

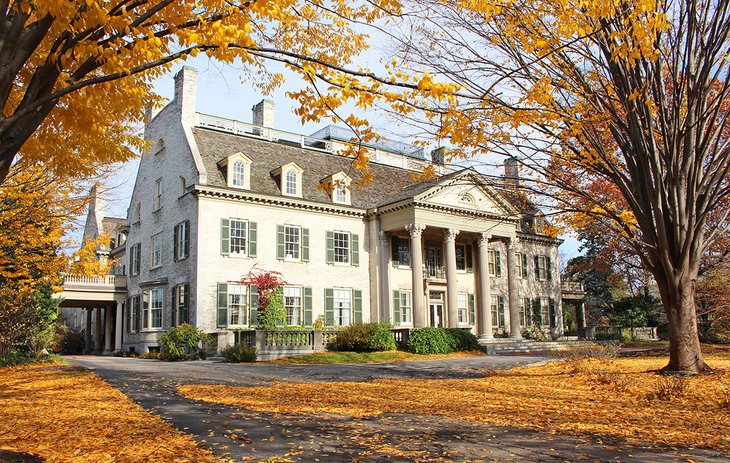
left=197, top=113, right=332, bottom=153
left=310, top=125, right=426, bottom=159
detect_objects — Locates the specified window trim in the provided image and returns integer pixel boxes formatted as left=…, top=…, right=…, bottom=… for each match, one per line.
left=129, top=243, right=141, bottom=276
left=399, top=290, right=413, bottom=326
left=142, top=288, right=164, bottom=331
left=455, top=244, right=467, bottom=272
left=283, top=286, right=303, bottom=326
left=457, top=292, right=469, bottom=325
left=151, top=233, right=162, bottom=269
left=332, top=231, right=351, bottom=266
left=229, top=219, right=248, bottom=257
left=332, top=288, right=353, bottom=327
left=227, top=282, right=249, bottom=327
left=174, top=221, right=189, bottom=261
left=153, top=178, right=162, bottom=211
left=284, top=225, right=301, bottom=261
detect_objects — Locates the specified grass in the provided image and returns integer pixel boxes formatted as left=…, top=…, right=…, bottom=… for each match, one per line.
left=181, top=348, right=730, bottom=452
left=266, top=349, right=484, bottom=365
left=0, top=361, right=219, bottom=463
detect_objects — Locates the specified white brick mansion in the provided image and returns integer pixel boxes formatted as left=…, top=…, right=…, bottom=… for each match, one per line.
left=72, top=67, right=569, bottom=354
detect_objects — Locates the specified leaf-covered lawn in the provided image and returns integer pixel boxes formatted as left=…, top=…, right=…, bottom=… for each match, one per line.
left=267, top=349, right=483, bottom=365
left=180, top=351, right=730, bottom=452
left=0, top=362, right=219, bottom=463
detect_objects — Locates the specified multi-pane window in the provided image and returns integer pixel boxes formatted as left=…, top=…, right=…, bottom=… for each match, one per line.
left=129, top=243, right=140, bottom=276
left=333, top=289, right=352, bottom=326
left=228, top=283, right=247, bottom=326
left=539, top=298, right=550, bottom=326
left=488, top=249, right=502, bottom=277
left=153, top=178, right=162, bottom=211
left=151, top=234, right=162, bottom=268
left=284, top=286, right=302, bottom=325
left=455, top=244, right=466, bottom=271
left=232, top=160, right=246, bottom=187
left=333, top=232, right=350, bottom=264
left=334, top=183, right=347, bottom=204
left=536, top=255, right=548, bottom=280
left=516, top=253, right=524, bottom=279
left=393, top=236, right=410, bottom=267
left=285, top=170, right=297, bottom=195
left=399, top=290, right=413, bottom=324
left=285, top=226, right=301, bottom=260
left=175, top=284, right=189, bottom=325
left=519, top=297, right=533, bottom=327
left=178, top=176, right=186, bottom=196
left=144, top=288, right=163, bottom=330
left=491, top=295, right=506, bottom=327
left=230, top=219, right=248, bottom=255
left=458, top=293, right=469, bottom=324
left=175, top=221, right=189, bottom=260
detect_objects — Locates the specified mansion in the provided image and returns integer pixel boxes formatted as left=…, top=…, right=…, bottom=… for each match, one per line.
left=71, top=67, right=568, bottom=354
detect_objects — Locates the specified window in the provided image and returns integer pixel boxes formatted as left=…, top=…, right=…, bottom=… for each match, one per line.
left=391, top=236, right=410, bottom=267
left=128, top=297, right=140, bottom=333
left=488, top=249, right=502, bottom=277
left=333, top=289, right=352, bottom=326
left=399, top=290, right=412, bottom=325
left=334, top=183, right=347, bottom=204
left=536, top=255, right=549, bottom=281
left=232, top=160, right=246, bottom=187
left=539, top=297, right=550, bottom=326
left=519, top=298, right=532, bottom=327
left=228, top=283, right=248, bottom=326
left=455, top=244, right=472, bottom=272
left=459, top=193, right=475, bottom=204
left=285, top=170, right=297, bottom=195
left=458, top=293, right=469, bottom=325
left=284, top=286, right=302, bottom=325
left=178, top=176, right=186, bottom=197
left=333, top=231, right=350, bottom=264
left=151, top=233, right=162, bottom=268
left=153, top=178, right=162, bottom=211
left=516, top=253, right=529, bottom=279
left=491, top=295, right=506, bottom=328
left=285, top=226, right=300, bottom=260
left=134, top=203, right=141, bottom=223
left=129, top=243, right=141, bottom=276
left=143, top=289, right=163, bottom=330
left=230, top=219, right=248, bottom=256
left=175, top=284, right=189, bottom=325
left=174, top=221, right=189, bottom=260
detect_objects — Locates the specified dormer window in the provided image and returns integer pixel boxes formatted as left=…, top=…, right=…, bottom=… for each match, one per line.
left=271, top=162, right=303, bottom=198
left=218, top=152, right=252, bottom=190
left=322, top=171, right=352, bottom=205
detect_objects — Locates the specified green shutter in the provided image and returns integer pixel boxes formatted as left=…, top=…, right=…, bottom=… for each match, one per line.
left=217, top=283, right=228, bottom=327
left=248, top=222, right=257, bottom=257
left=495, top=250, right=502, bottom=277
left=392, top=290, right=401, bottom=325
left=326, top=231, right=334, bottom=264
left=534, top=255, right=540, bottom=279
left=301, top=228, right=310, bottom=262
left=532, top=298, right=541, bottom=326
left=466, top=245, right=473, bottom=273
left=546, top=256, right=553, bottom=281
left=173, top=223, right=179, bottom=261
left=324, top=288, right=334, bottom=326
left=353, top=290, right=363, bottom=324
left=549, top=297, right=555, bottom=327
left=249, top=284, right=259, bottom=326
left=303, top=287, right=313, bottom=326
left=522, top=254, right=528, bottom=278
left=351, top=234, right=359, bottom=266
left=276, top=225, right=285, bottom=260
left=468, top=293, right=475, bottom=325
left=498, top=296, right=506, bottom=327
left=220, top=219, right=230, bottom=256
left=134, top=296, right=141, bottom=332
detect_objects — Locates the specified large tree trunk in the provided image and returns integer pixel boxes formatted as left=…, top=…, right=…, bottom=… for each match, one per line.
left=655, top=271, right=709, bottom=374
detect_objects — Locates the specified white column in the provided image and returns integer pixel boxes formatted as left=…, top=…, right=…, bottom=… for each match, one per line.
left=507, top=238, right=523, bottom=339
left=477, top=233, right=493, bottom=340
left=95, top=307, right=102, bottom=353
left=444, top=228, right=460, bottom=328
left=115, top=301, right=123, bottom=351
left=378, top=231, right=392, bottom=323
left=406, top=224, right=426, bottom=328
left=104, top=304, right=113, bottom=353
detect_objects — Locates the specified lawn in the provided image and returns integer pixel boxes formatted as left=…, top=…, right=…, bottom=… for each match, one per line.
left=267, top=349, right=484, bottom=365
left=0, top=361, right=219, bottom=463
left=181, top=347, right=730, bottom=452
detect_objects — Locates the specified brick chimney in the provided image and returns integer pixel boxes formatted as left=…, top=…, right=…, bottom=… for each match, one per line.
left=174, top=66, right=197, bottom=123
left=504, top=157, right=521, bottom=188
left=252, top=99, right=275, bottom=136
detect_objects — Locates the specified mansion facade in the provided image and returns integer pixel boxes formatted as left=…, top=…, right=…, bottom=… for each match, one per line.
left=93, top=67, right=564, bottom=354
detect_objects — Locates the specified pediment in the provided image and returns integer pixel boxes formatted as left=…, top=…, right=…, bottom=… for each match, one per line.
left=416, top=170, right=519, bottom=216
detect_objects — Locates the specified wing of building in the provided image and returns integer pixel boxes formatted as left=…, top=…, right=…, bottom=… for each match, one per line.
left=87, top=67, right=566, bottom=354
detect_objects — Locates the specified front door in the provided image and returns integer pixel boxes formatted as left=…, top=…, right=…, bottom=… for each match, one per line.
left=430, top=303, right=444, bottom=327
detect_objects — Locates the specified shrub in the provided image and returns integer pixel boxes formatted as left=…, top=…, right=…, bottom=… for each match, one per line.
left=521, top=326, right=548, bottom=341
left=139, top=352, right=160, bottom=359
left=50, top=322, right=84, bottom=354
left=159, top=324, right=213, bottom=361
left=445, top=328, right=480, bottom=351
left=407, top=327, right=453, bottom=354
left=329, top=323, right=396, bottom=352
left=222, top=343, right=257, bottom=362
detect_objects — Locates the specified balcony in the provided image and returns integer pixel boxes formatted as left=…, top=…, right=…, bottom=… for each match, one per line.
left=424, top=265, right=446, bottom=280
left=56, top=274, right=127, bottom=305
left=561, top=281, right=585, bottom=299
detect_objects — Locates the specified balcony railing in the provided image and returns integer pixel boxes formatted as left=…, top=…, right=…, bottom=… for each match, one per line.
left=561, top=281, right=585, bottom=294
left=424, top=265, right=446, bottom=279
left=62, top=273, right=127, bottom=290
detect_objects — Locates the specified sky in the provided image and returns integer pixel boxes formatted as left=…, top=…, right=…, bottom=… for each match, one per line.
left=97, top=55, right=582, bottom=262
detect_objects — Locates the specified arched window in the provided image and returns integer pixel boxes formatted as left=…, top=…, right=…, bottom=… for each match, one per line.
left=459, top=193, right=475, bottom=204
left=232, top=160, right=246, bottom=187
left=285, top=170, right=298, bottom=195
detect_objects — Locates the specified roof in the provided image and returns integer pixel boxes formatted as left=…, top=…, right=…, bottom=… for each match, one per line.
left=192, top=127, right=424, bottom=209
left=101, top=217, right=127, bottom=236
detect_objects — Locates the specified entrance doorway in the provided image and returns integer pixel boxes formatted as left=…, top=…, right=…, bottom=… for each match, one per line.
left=429, top=303, right=444, bottom=327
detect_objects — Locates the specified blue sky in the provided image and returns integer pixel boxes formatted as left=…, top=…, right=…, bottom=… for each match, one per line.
left=98, top=56, right=582, bottom=262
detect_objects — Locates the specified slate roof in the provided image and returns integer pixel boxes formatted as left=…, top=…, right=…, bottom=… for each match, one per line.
left=192, top=127, right=426, bottom=209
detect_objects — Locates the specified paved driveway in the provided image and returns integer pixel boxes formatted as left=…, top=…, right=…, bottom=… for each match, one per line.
left=68, top=355, right=729, bottom=462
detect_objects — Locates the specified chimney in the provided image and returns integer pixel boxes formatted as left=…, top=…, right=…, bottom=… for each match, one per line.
left=504, top=157, right=521, bottom=188
left=174, top=66, right=198, bottom=123
left=431, top=146, right=446, bottom=165
left=252, top=99, right=275, bottom=136
left=83, top=184, right=105, bottom=242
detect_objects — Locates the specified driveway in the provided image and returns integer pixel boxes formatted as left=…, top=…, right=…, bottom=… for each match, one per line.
left=68, top=355, right=729, bottom=462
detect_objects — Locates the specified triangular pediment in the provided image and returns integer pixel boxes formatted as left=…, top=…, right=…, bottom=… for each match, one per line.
left=415, top=169, right=520, bottom=216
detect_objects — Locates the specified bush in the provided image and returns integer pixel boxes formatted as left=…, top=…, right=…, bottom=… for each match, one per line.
left=328, top=322, right=396, bottom=352
left=521, top=325, right=548, bottom=341
left=222, top=343, right=257, bottom=362
left=159, top=324, right=213, bottom=361
left=50, top=322, right=84, bottom=354
left=407, top=328, right=480, bottom=354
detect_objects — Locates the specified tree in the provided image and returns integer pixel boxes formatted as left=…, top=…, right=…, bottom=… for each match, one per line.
left=0, top=0, right=400, bottom=185
left=341, top=0, right=729, bottom=372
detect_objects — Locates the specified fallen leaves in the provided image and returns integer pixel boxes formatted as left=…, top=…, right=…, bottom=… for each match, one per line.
left=0, top=364, right=220, bottom=463
left=180, top=353, right=730, bottom=452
